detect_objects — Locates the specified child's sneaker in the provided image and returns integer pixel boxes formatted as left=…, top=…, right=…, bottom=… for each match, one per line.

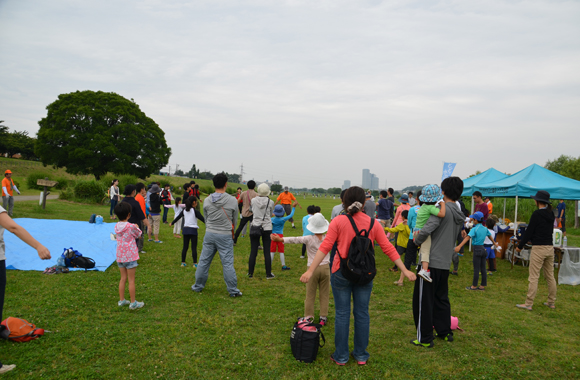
left=194, top=264, right=198, bottom=268
left=410, top=339, right=434, bottom=348
left=118, top=299, right=130, bottom=306
left=458, top=253, right=464, bottom=257
left=300, top=256, right=305, bottom=259
left=418, top=269, right=433, bottom=282
left=266, top=273, right=275, bottom=279
left=0, top=364, right=16, bottom=374
left=319, top=317, right=327, bottom=326
left=282, top=265, right=291, bottom=270
left=181, top=263, right=187, bottom=267
left=129, top=301, right=144, bottom=310
left=299, top=316, right=314, bottom=323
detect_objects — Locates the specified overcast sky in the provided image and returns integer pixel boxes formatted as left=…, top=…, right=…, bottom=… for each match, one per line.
left=1, top=0, right=579, bottom=189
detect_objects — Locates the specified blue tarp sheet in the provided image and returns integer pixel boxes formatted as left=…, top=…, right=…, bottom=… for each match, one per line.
left=4, top=219, right=117, bottom=271
left=461, top=168, right=509, bottom=196
left=473, top=164, right=580, bottom=200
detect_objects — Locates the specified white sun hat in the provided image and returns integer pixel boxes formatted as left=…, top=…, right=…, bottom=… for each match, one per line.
left=306, top=213, right=330, bottom=234
left=257, top=183, right=271, bottom=196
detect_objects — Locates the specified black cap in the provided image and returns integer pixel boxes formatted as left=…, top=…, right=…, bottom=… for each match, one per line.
left=530, top=190, right=550, bottom=204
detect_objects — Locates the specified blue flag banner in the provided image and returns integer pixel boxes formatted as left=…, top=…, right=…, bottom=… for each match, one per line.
left=442, top=162, right=457, bottom=181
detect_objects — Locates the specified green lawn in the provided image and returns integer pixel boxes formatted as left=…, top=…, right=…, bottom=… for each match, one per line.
left=1, top=196, right=579, bottom=379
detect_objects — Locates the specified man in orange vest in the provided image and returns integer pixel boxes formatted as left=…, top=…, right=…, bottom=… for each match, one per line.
left=2, top=170, right=20, bottom=217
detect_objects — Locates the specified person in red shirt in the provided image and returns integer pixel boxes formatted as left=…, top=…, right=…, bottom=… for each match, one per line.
left=473, top=191, right=489, bottom=223
left=300, top=186, right=416, bottom=365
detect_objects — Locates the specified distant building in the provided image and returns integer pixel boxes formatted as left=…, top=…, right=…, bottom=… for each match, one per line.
left=362, top=169, right=371, bottom=189
left=362, top=169, right=379, bottom=190
left=371, top=175, right=379, bottom=191
left=342, top=180, right=351, bottom=190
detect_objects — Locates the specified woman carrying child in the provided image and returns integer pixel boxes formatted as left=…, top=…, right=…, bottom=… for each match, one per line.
left=272, top=212, right=330, bottom=326
left=114, top=202, right=145, bottom=309
left=300, top=186, right=416, bottom=366
left=171, top=196, right=205, bottom=267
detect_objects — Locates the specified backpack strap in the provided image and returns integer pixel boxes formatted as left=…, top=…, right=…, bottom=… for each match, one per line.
left=346, top=214, right=360, bottom=236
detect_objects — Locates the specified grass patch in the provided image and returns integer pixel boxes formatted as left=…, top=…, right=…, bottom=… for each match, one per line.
left=2, top=195, right=580, bottom=379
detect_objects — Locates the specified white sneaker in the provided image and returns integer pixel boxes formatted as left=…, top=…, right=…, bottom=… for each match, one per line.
left=418, top=269, right=433, bottom=282
left=129, top=301, right=145, bottom=309
left=0, top=364, right=16, bottom=374
left=118, top=299, right=130, bottom=306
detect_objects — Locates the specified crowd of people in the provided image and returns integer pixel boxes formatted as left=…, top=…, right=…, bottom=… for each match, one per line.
left=0, top=167, right=563, bottom=372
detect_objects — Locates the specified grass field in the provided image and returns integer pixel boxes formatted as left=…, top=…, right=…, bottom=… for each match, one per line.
left=1, top=195, right=579, bottom=379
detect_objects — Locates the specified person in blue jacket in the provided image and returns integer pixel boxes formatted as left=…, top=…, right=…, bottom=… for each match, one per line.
left=270, top=202, right=299, bottom=270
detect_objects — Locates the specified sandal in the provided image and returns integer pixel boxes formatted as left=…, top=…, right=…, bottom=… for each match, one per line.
left=465, top=286, right=479, bottom=290
left=543, top=302, right=556, bottom=309
left=516, top=304, right=532, bottom=311
left=393, top=281, right=403, bottom=286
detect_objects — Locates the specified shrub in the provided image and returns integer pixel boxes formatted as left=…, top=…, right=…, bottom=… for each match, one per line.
left=55, top=177, right=70, bottom=190
left=26, top=172, right=52, bottom=190
left=73, top=180, right=106, bottom=203
left=226, top=187, right=236, bottom=195
left=172, top=186, right=184, bottom=196
left=200, top=185, right=214, bottom=195
left=59, top=188, right=74, bottom=200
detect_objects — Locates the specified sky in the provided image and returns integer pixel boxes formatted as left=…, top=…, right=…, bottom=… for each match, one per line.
left=1, top=0, right=579, bottom=190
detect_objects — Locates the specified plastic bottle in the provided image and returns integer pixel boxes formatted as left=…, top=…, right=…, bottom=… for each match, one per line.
left=563, top=236, right=567, bottom=247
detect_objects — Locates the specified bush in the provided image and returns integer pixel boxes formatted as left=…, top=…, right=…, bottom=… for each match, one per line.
left=55, top=177, right=70, bottom=190
left=200, top=185, right=214, bottom=195
left=226, top=187, right=236, bottom=195
left=26, top=172, right=51, bottom=190
left=73, top=180, right=106, bottom=203
left=173, top=186, right=184, bottom=196
left=59, top=188, right=74, bottom=200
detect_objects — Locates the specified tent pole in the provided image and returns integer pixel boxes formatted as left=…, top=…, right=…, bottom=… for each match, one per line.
left=503, top=198, right=506, bottom=221
left=469, top=196, right=474, bottom=252
left=514, top=196, right=518, bottom=237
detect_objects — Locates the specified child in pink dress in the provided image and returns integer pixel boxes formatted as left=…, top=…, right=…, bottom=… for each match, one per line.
left=114, top=202, right=144, bottom=310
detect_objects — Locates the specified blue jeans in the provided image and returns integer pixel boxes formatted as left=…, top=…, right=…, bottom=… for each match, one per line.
left=110, top=198, right=118, bottom=216
left=192, top=232, right=240, bottom=295
left=331, top=270, right=373, bottom=364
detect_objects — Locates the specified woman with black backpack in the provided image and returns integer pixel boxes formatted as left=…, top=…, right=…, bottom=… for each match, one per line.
left=300, top=186, right=416, bottom=366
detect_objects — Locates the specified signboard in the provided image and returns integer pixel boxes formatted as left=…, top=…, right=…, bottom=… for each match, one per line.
left=37, top=179, right=58, bottom=187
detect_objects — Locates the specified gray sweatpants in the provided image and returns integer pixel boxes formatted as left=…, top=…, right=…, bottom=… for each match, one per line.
left=192, top=232, right=240, bottom=295
left=2, top=196, right=14, bottom=217
left=282, top=204, right=294, bottom=223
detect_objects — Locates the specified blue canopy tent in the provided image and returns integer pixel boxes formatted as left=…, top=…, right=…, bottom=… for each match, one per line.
left=462, top=168, right=509, bottom=225
left=473, top=163, right=580, bottom=234
left=462, top=168, right=509, bottom=197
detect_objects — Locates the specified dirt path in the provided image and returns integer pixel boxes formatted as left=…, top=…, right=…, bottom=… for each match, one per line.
left=13, top=195, right=59, bottom=202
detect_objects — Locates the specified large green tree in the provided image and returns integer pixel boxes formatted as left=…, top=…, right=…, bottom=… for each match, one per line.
left=36, top=91, right=171, bottom=180
left=545, top=155, right=580, bottom=180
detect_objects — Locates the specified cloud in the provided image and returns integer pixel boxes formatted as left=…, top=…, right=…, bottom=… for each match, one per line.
left=1, top=0, right=579, bottom=188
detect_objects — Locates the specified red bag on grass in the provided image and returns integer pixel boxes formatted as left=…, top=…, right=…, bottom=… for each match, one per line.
left=0, top=317, right=45, bottom=342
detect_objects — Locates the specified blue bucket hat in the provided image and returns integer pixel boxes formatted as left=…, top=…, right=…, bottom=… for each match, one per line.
left=273, top=204, right=285, bottom=217
left=399, top=193, right=409, bottom=204
left=419, top=184, right=443, bottom=203
left=469, top=211, right=484, bottom=222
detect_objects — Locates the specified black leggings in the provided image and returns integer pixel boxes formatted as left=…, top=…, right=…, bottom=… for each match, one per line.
left=182, top=233, right=198, bottom=263
left=302, top=244, right=307, bottom=256
left=249, top=229, right=272, bottom=276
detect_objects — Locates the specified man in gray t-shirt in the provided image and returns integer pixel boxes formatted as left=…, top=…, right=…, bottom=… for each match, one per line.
left=364, top=194, right=376, bottom=219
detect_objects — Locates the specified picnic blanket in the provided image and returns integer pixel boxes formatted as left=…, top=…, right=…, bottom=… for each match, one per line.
left=4, top=218, right=117, bottom=271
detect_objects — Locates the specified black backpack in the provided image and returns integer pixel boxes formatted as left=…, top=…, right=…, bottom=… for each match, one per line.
left=290, top=320, right=325, bottom=363
left=339, top=215, right=377, bottom=286
left=62, top=248, right=96, bottom=270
